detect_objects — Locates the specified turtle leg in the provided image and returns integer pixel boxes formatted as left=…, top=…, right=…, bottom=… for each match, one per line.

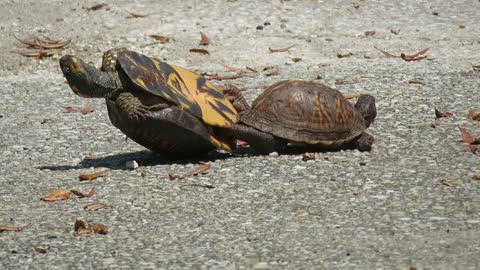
left=351, top=132, right=374, bottom=152
left=222, top=85, right=250, bottom=113
left=220, top=124, right=286, bottom=154
left=115, top=92, right=169, bottom=121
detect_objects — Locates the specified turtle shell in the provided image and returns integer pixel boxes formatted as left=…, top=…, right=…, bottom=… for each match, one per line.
left=241, top=80, right=366, bottom=146
left=113, top=49, right=238, bottom=128
left=105, top=98, right=230, bottom=157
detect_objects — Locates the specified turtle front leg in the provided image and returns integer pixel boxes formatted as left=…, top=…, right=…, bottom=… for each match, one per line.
left=222, top=85, right=250, bottom=113
left=351, top=132, right=374, bottom=152
left=115, top=92, right=169, bottom=121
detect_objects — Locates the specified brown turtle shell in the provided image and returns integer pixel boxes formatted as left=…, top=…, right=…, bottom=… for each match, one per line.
left=241, top=80, right=366, bottom=146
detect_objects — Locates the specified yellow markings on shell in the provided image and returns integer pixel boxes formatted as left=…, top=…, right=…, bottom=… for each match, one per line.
left=134, top=78, right=148, bottom=89
left=209, top=136, right=232, bottom=152
left=169, top=64, right=238, bottom=127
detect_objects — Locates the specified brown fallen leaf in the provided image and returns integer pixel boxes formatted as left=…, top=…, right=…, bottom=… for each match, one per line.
left=71, top=186, right=96, bottom=198
left=247, top=236, right=260, bottom=242
left=168, top=174, right=183, bottom=180
left=431, top=122, right=440, bottom=128
left=464, top=145, right=478, bottom=153
left=64, top=106, right=94, bottom=114
left=374, top=46, right=399, bottom=58
left=74, top=219, right=108, bottom=236
left=169, top=164, right=211, bottom=180
left=408, top=79, right=425, bottom=85
left=374, top=46, right=430, bottom=62
left=19, top=49, right=58, bottom=59
left=84, top=202, right=112, bottom=211
left=149, top=35, right=170, bottom=43
left=434, top=108, right=453, bottom=118
left=302, top=153, right=316, bottom=161
left=390, top=29, right=400, bottom=35
left=34, top=247, right=48, bottom=254
left=189, top=48, right=209, bottom=55
left=126, top=11, right=147, bottom=18
left=337, top=52, right=354, bottom=58
left=440, top=179, right=458, bottom=187
left=79, top=171, right=106, bottom=181
left=199, top=32, right=209, bottom=46
left=265, top=70, right=280, bottom=77
left=86, top=3, right=107, bottom=11
left=41, top=189, right=71, bottom=201
left=468, top=108, right=480, bottom=121
left=0, top=224, right=29, bottom=232
left=291, top=57, right=302, bottom=62
left=365, top=31, right=376, bottom=37
left=268, top=45, right=295, bottom=53
left=181, top=183, right=216, bottom=189
left=14, top=35, right=71, bottom=50
left=223, top=64, right=248, bottom=73
left=459, top=127, right=480, bottom=144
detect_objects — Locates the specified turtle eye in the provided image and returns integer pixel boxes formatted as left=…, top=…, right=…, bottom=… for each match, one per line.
left=62, top=66, right=71, bottom=74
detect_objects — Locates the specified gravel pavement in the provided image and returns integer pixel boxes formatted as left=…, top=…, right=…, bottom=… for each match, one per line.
left=1, top=0, right=480, bottom=269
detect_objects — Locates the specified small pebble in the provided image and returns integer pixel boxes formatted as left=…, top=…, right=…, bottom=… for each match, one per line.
left=126, top=160, right=139, bottom=170
left=264, top=21, right=271, bottom=26
left=269, top=152, right=279, bottom=157
left=256, top=25, right=263, bottom=30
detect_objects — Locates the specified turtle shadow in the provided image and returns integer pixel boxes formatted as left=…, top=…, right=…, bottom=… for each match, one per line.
left=38, top=150, right=232, bottom=171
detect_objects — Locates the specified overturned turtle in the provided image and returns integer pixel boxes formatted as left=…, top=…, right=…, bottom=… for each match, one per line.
left=222, top=80, right=377, bottom=154
left=59, top=48, right=238, bottom=157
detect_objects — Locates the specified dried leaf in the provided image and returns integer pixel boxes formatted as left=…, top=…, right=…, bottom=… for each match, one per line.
left=64, top=106, right=94, bottom=114
left=86, top=3, right=107, bottom=11
left=190, top=164, right=211, bottom=176
left=434, top=108, right=453, bottom=118
left=408, top=79, right=425, bottom=85
left=468, top=108, right=480, bottom=121
left=84, top=202, right=111, bottom=211
left=0, top=225, right=29, bottom=232
left=365, top=31, right=376, bottom=37
left=472, top=173, right=480, bottom=180
left=199, top=32, right=209, bottom=45
left=291, top=57, right=302, bottom=62
left=335, top=79, right=360, bottom=85
left=464, top=145, right=478, bottom=153
left=223, top=64, right=247, bottom=73
left=91, top=223, right=108, bottom=234
left=390, top=29, right=400, bottom=35
left=168, top=174, right=184, bottom=180
left=41, top=189, right=71, bottom=201
left=459, top=127, right=480, bottom=144
left=268, top=45, right=295, bottom=53
left=247, top=236, right=260, bottom=242
left=374, top=46, right=399, bottom=58
left=14, top=36, right=70, bottom=49
left=19, top=49, right=58, bottom=59
left=126, top=11, right=147, bottom=18
left=375, top=47, right=430, bottom=62
left=189, top=48, right=209, bottom=55
left=440, top=179, right=458, bottom=187
left=79, top=171, right=105, bottom=181
left=71, top=186, right=96, bottom=198
left=34, top=247, right=47, bottom=253
left=149, top=35, right=170, bottom=43
left=336, top=52, right=354, bottom=58
left=265, top=70, right=280, bottom=77
left=302, top=153, right=316, bottom=161
left=181, top=183, right=216, bottom=189
left=431, top=122, right=439, bottom=128
left=247, top=66, right=274, bottom=72
left=74, top=219, right=93, bottom=236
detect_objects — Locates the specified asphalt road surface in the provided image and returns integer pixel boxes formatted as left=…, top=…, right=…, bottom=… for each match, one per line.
left=1, top=0, right=480, bottom=269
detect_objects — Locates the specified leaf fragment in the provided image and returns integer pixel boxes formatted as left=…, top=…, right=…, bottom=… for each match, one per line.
left=336, top=52, right=354, bottom=58
left=126, top=11, right=147, bottom=18
left=64, top=106, right=94, bottom=114
left=169, top=164, right=211, bottom=180
left=472, top=173, right=480, bottom=180
left=84, top=202, right=111, bottom=211
left=86, top=3, right=107, bottom=11
left=149, top=35, right=170, bottom=43
left=206, top=73, right=246, bottom=81
left=71, top=186, right=96, bottom=198
left=41, top=189, right=71, bottom=201
left=74, top=219, right=108, bottom=236
left=199, top=32, right=209, bottom=45
left=189, top=48, right=209, bottom=55
left=247, top=236, right=260, bottom=242
left=268, top=45, right=295, bottom=53
left=440, top=179, right=458, bottom=187
left=79, top=171, right=106, bottom=181
left=181, top=183, right=216, bottom=189
left=34, top=247, right=48, bottom=253
left=408, top=79, right=425, bottom=85
left=374, top=46, right=431, bottom=61
left=335, top=79, right=360, bottom=85
left=468, top=108, right=480, bottom=121
left=459, top=127, right=480, bottom=145
left=365, top=31, right=376, bottom=37
left=434, top=108, right=453, bottom=118
left=291, top=57, right=302, bottom=62
left=302, top=153, right=316, bottom=161
left=0, top=225, right=29, bottom=232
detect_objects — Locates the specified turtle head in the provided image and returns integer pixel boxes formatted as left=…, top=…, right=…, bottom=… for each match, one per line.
left=354, top=94, right=377, bottom=127
left=59, top=55, right=119, bottom=98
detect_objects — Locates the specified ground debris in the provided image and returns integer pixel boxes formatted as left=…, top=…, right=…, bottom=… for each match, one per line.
left=468, top=108, right=480, bottom=121
left=74, top=219, right=108, bottom=236
left=365, top=31, right=376, bottom=37
left=374, top=46, right=431, bottom=61
left=302, top=152, right=316, bottom=161
left=269, top=45, right=295, bottom=53
left=15, top=35, right=70, bottom=59
left=434, top=108, right=453, bottom=118
left=85, top=3, right=107, bottom=11
left=169, top=164, right=211, bottom=180
left=84, top=202, right=112, bottom=211
left=126, top=11, right=147, bottom=18
left=41, top=189, right=71, bottom=201
left=149, top=35, right=170, bottom=43
left=79, top=171, right=106, bottom=181
left=459, top=127, right=480, bottom=145
left=71, top=186, right=96, bottom=198
left=440, top=179, right=458, bottom=187
left=0, top=224, right=29, bottom=232
left=189, top=48, right=209, bottom=55
left=336, top=52, right=353, bottom=58
left=199, top=32, right=209, bottom=45
left=64, top=106, right=94, bottom=114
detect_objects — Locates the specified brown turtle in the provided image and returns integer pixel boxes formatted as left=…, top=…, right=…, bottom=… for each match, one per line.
left=222, top=80, right=377, bottom=154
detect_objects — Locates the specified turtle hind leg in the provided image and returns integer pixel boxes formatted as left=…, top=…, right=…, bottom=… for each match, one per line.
left=220, top=124, right=285, bottom=155
left=351, top=132, right=374, bottom=152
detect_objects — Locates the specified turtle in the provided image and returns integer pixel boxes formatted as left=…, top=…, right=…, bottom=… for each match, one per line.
left=220, top=80, right=377, bottom=154
left=59, top=48, right=239, bottom=157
